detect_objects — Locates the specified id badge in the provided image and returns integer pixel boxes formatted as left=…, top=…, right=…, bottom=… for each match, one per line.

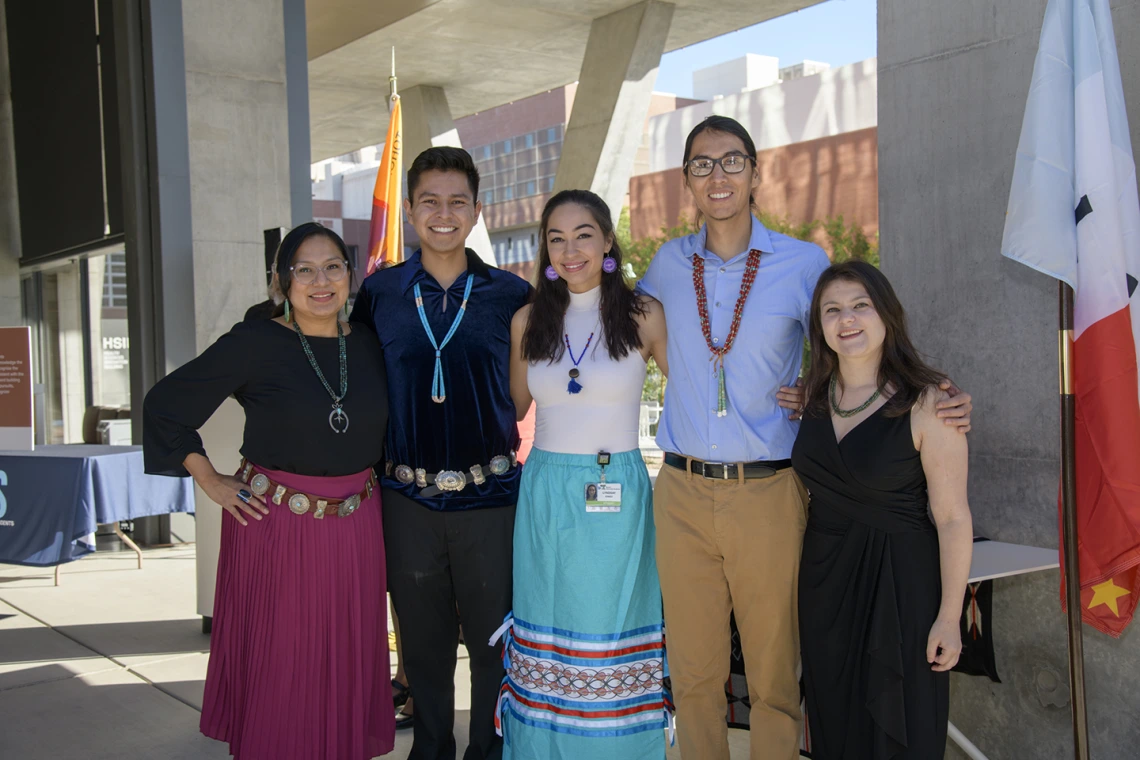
left=585, top=482, right=622, bottom=512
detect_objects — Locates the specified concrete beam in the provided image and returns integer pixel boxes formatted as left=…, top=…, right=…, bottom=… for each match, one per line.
left=552, top=0, right=674, bottom=218
left=401, top=84, right=495, bottom=265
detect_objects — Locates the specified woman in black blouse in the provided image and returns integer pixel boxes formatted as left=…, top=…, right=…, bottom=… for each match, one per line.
left=143, top=222, right=394, bottom=760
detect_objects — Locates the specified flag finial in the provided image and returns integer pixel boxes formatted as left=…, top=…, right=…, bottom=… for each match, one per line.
left=389, top=47, right=398, bottom=103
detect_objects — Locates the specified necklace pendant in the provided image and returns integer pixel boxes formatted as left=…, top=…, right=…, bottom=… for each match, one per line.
left=329, top=405, right=350, bottom=433
left=432, top=395, right=446, bottom=404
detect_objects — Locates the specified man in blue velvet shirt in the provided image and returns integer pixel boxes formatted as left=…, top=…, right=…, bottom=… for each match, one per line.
left=351, top=147, right=531, bottom=760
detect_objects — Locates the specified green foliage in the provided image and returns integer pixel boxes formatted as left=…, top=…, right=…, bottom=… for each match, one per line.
left=642, top=358, right=665, bottom=404
left=616, top=207, right=701, bottom=281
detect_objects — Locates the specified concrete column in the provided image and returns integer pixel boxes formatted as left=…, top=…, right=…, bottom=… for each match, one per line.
left=402, top=84, right=495, bottom=265
left=182, top=0, right=293, bottom=347
left=0, top=1, right=22, bottom=326
left=54, top=262, right=85, bottom=443
left=180, top=0, right=296, bottom=615
left=283, top=0, right=312, bottom=226
left=553, top=0, right=673, bottom=218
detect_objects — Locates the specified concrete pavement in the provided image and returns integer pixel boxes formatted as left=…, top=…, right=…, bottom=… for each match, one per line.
left=0, top=540, right=762, bottom=759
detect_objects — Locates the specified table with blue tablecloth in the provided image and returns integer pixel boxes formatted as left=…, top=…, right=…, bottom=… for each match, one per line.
left=0, top=445, right=194, bottom=574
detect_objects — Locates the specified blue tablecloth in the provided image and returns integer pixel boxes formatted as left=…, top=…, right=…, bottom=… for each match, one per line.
left=0, top=445, right=194, bottom=567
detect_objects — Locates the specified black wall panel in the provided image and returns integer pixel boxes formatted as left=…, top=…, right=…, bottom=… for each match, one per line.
left=6, top=0, right=122, bottom=263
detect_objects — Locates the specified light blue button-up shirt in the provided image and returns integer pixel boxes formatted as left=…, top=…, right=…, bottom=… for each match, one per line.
left=638, top=216, right=829, bottom=463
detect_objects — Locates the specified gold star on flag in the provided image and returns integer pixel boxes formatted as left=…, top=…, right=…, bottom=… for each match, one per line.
left=1087, top=578, right=1131, bottom=617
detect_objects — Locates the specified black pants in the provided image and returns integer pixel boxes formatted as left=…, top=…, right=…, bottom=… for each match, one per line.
left=383, top=488, right=515, bottom=760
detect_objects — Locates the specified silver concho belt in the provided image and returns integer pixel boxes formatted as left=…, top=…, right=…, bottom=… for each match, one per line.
left=385, top=451, right=518, bottom=496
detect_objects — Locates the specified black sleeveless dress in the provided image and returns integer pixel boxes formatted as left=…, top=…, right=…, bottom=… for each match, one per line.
left=791, top=407, right=948, bottom=760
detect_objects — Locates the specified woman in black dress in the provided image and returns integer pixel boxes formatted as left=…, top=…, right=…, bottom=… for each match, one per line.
left=143, top=223, right=395, bottom=759
left=791, top=261, right=973, bottom=759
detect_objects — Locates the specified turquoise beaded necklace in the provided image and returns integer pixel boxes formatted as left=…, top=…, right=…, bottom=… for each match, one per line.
left=293, top=319, right=349, bottom=433
left=414, top=274, right=475, bottom=403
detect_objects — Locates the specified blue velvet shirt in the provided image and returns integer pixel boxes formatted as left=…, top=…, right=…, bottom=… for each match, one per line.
left=350, top=249, right=532, bottom=510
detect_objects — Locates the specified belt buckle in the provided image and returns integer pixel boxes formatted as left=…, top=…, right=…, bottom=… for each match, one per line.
left=435, top=470, right=467, bottom=492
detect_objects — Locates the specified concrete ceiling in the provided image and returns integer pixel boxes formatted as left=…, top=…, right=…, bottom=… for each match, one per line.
left=306, top=0, right=825, bottom=161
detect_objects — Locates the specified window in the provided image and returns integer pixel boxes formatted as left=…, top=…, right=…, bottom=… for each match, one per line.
left=504, top=186, right=513, bottom=200
left=525, top=133, right=534, bottom=148
left=547, top=127, right=557, bottom=143
left=102, top=252, right=128, bottom=309
left=507, top=236, right=513, bottom=249
left=530, top=233, right=535, bottom=246
left=484, top=191, right=493, bottom=205
left=503, top=138, right=512, bottom=154
left=526, top=181, right=536, bottom=196
left=483, top=145, right=491, bottom=159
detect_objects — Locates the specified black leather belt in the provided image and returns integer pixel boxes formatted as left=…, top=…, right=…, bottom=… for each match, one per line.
left=663, top=452, right=792, bottom=480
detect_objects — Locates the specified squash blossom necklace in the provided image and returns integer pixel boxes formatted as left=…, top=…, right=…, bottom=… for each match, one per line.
left=691, top=249, right=761, bottom=417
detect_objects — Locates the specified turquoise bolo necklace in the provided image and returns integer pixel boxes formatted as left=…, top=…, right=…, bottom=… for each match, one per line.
left=415, top=274, right=475, bottom=403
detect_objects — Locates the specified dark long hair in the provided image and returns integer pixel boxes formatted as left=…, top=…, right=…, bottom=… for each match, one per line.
left=522, top=190, right=645, bottom=362
left=682, top=115, right=759, bottom=223
left=803, top=261, right=946, bottom=418
left=269, top=222, right=354, bottom=317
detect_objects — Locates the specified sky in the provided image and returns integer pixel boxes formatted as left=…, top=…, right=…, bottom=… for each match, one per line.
left=653, top=0, right=878, bottom=98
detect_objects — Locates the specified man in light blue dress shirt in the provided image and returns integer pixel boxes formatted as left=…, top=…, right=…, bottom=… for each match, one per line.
left=638, top=116, right=972, bottom=760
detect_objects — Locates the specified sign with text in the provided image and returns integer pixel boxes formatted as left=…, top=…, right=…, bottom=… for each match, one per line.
left=0, top=327, right=33, bottom=450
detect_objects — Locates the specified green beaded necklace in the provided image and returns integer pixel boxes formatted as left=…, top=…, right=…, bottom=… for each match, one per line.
left=829, top=375, right=882, bottom=419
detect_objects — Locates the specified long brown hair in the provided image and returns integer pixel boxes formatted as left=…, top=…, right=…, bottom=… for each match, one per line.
left=522, top=190, right=645, bottom=362
left=804, top=261, right=946, bottom=418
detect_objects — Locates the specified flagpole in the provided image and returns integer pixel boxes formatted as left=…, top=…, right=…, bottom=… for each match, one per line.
left=1059, top=281, right=1091, bottom=760
left=390, top=47, right=398, bottom=106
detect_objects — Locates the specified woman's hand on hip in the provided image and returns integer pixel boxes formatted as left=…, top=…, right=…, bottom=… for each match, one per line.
left=203, top=472, right=269, bottom=526
left=926, top=617, right=962, bottom=672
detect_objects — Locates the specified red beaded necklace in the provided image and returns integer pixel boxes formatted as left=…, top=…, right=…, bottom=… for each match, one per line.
left=691, top=249, right=762, bottom=417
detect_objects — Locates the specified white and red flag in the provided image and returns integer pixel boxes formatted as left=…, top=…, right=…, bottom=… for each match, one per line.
left=1002, top=0, right=1140, bottom=637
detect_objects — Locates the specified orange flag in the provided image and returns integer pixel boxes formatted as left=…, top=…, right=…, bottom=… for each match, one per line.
left=366, top=95, right=403, bottom=275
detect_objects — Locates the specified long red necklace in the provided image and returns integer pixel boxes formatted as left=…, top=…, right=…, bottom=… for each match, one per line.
left=691, top=249, right=761, bottom=417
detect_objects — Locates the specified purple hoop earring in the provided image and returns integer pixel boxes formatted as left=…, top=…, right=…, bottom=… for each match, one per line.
left=544, top=265, right=559, bottom=281
left=602, top=255, right=618, bottom=274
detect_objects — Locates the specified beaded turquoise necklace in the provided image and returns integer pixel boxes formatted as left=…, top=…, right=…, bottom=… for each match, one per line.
left=293, top=319, right=349, bottom=433
left=415, top=273, right=475, bottom=403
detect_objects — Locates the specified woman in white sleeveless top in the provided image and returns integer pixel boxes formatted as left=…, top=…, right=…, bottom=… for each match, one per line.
left=496, top=190, right=669, bottom=759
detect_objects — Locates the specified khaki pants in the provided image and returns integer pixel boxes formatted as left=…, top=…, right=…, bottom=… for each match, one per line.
left=654, top=463, right=809, bottom=760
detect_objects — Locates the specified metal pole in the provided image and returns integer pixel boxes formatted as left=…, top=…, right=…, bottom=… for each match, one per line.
left=1059, top=281, right=1091, bottom=760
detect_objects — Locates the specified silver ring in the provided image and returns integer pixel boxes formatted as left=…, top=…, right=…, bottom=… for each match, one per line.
left=237, top=489, right=252, bottom=504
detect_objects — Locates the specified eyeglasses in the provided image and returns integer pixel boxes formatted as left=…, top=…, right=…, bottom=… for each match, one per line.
left=686, top=153, right=753, bottom=177
left=290, top=261, right=349, bottom=284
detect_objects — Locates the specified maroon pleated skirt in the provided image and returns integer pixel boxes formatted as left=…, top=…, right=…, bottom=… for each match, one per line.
left=200, top=464, right=395, bottom=759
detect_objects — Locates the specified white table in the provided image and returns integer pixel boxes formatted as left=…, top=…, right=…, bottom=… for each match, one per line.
left=948, top=540, right=1060, bottom=760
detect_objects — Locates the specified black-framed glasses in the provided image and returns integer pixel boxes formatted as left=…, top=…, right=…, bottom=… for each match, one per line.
left=686, top=153, right=753, bottom=177
left=290, top=261, right=349, bottom=284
